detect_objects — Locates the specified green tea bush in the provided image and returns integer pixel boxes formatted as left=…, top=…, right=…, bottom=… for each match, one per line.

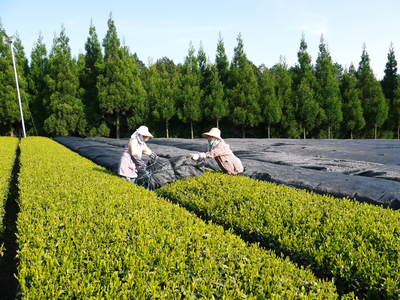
left=17, top=137, right=338, bottom=299
left=0, top=137, right=18, bottom=255
left=158, top=172, right=400, bottom=299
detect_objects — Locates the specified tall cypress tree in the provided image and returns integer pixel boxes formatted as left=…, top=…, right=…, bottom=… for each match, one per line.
left=203, top=64, right=227, bottom=128
left=229, top=33, right=261, bottom=137
left=197, top=42, right=208, bottom=80
left=13, top=36, right=29, bottom=79
left=381, top=43, right=398, bottom=136
left=0, top=25, right=31, bottom=136
left=97, top=16, right=146, bottom=138
left=43, top=26, right=86, bottom=136
left=215, top=33, right=229, bottom=88
left=297, top=79, right=319, bottom=138
left=148, top=62, right=176, bottom=138
left=341, top=65, right=365, bottom=139
left=271, top=59, right=298, bottom=138
left=124, top=48, right=147, bottom=134
left=28, top=34, right=48, bottom=135
left=357, top=45, right=388, bottom=138
left=81, top=23, right=108, bottom=136
left=315, top=37, right=343, bottom=138
left=392, top=76, right=400, bottom=139
left=382, top=43, right=397, bottom=101
left=177, top=42, right=202, bottom=139
left=197, top=42, right=212, bottom=125
left=97, top=15, right=123, bottom=138
left=13, top=35, right=32, bottom=134
left=259, top=68, right=281, bottom=138
left=293, top=35, right=320, bottom=138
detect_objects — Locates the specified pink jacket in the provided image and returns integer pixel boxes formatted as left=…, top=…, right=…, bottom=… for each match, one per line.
left=199, top=140, right=244, bottom=175
left=118, top=136, right=152, bottom=179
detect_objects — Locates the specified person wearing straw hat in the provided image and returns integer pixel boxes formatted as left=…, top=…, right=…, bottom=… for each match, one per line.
left=118, top=125, right=158, bottom=183
left=192, top=127, right=244, bottom=175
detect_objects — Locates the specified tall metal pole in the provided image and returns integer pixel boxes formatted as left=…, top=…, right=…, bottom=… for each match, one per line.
left=6, top=36, right=26, bottom=138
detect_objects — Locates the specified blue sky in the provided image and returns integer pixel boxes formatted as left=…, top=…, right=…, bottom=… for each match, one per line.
left=1, top=0, right=399, bottom=79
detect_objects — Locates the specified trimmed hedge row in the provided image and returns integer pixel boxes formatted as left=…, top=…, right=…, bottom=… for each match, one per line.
left=158, top=172, right=400, bottom=299
left=0, top=137, right=18, bottom=255
left=17, top=137, right=339, bottom=299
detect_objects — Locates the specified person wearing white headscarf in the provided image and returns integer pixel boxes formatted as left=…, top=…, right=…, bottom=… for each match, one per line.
left=192, top=127, right=244, bottom=175
left=118, top=125, right=157, bottom=182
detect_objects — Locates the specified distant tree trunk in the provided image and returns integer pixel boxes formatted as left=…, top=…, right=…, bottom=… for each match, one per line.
left=350, top=130, right=353, bottom=140
left=267, top=123, right=271, bottom=139
left=374, top=125, right=377, bottom=139
left=328, top=126, right=331, bottom=139
left=166, top=119, right=169, bottom=138
left=216, top=119, right=219, bottom=128
left=190, top=121, right=194, bottom=139
left=116, top=112, right=120, bottom=139
left=242, top=126, right=246, bottom=138
left=303, top=127, right=306, bottom=139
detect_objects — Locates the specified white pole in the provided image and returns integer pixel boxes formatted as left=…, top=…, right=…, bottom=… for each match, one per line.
left=7, top=36, right=27, bottom=138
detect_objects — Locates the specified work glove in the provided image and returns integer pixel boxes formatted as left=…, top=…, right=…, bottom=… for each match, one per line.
left=191, top=153, right=200, bottom=161
left=149, top=152, right=158, bottom=160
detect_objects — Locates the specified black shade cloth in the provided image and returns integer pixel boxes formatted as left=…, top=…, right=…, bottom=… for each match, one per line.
left=55, top=137, right=400, bottom=209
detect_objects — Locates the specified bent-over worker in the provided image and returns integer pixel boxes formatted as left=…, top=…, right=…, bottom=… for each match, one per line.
left=191, top=127, right=244, bottom=175
left=118, top=125, right=157, bottom=183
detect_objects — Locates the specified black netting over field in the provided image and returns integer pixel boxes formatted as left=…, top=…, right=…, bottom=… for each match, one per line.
left=55, top=137, right=400, bottom=209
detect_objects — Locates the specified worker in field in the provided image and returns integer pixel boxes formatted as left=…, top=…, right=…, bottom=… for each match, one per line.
left=191, top=127, right=244, bottom=175
left=118, top=125, right=158, bottom=183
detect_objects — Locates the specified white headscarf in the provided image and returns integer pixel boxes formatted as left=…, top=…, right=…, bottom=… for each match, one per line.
left=131, top=131, right=147, bottom=144
left=207, top=137, right=220, bottom=151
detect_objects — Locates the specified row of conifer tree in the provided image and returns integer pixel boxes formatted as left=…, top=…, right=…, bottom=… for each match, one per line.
left=1, top=16, right=399, bottom=139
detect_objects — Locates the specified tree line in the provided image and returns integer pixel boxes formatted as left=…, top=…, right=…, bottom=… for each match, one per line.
left=1, top=16, right=399, bottom=139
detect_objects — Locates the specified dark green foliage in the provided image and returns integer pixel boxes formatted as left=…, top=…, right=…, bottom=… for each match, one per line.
left=148, top=62, right=176, bottom=137
left=381, top=44, right=397, bottom=102
left=341, top=65, right=365, bottom=138
left=297, top=78, right=319, bottom=138
left=259, top=68, right=281, bottom=138
left=43, top=26, right=86, bottom=136
left=197, top=43, right=207, bottom=83
left=80, top=23, right=108, bottom=137
left=357, top=46, right=389, bottom=138
left=272, top=59, right=299, bottom=138
left=12, top=36, right=33, bottom=134
left=293, top=35, right=320, bottom=138
left=0, top=26, right=31, bottom=136
left=124, top=48, right=147, bottom=132
left=202, top=65, right=228, bottom=128
left=315, top=37, right=343, bottom=138
left=177, top=43, right=202, bottom=139
left=228, top=34, right=261, bottom=137
left=28, top=35, right=48, bottom=136
left=382, top=44, right=398, bottom=136
left=2, top=20, right=400, bottom=139
left=215, top=33, right=229, bottom=88
left=97, top=16, right=146, bottom=138
left=392, top=76, right=400, bottom=139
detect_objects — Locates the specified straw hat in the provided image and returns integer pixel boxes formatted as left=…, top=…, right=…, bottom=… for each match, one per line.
left=136, top=125, right=153, bottom=138
left=202, top=128, right=222, bottom=139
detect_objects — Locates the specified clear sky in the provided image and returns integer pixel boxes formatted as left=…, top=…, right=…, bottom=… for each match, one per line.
left=1, top=0, right=399, bottom=79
